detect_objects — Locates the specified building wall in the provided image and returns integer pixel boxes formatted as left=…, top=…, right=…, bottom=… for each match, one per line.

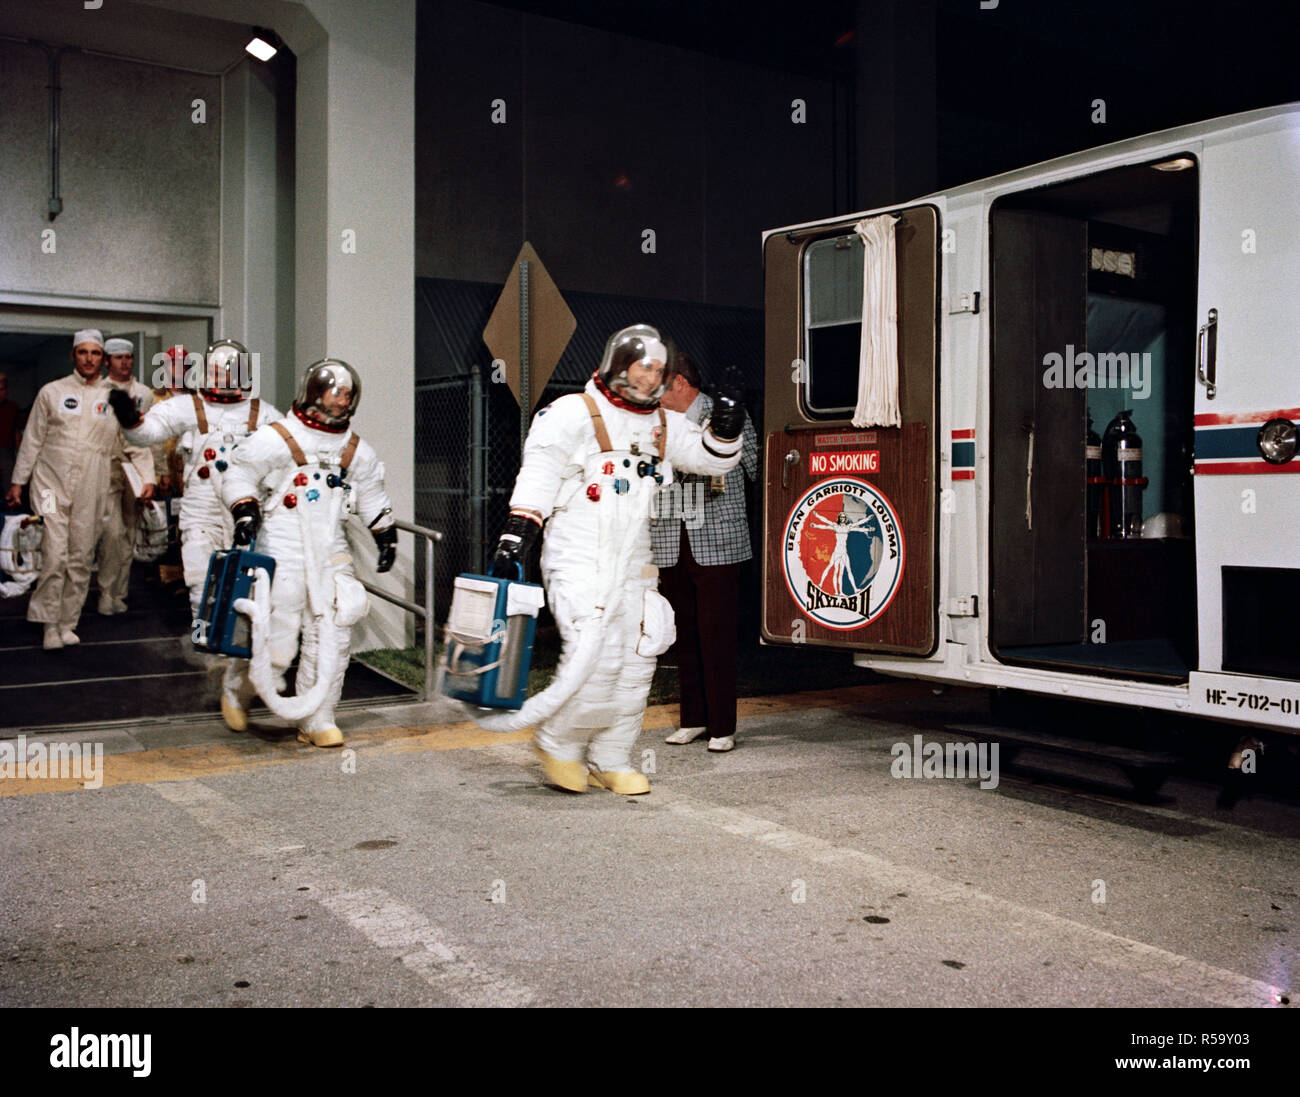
left=416, top=0, right=837, bottom=309
left=221, top=58, right=297, bottom=411
left=297, top=0, right=417, bottom=649
left=0, top=40, right=221, bottom=305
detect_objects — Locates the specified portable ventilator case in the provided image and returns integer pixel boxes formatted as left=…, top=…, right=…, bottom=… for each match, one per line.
left=194, top=547, right=276, bottom=658
left=441, top=573, right=545, bottom=710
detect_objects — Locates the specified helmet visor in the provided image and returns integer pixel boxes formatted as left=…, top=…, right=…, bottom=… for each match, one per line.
left=202, top=340, right=251, bottom=400
left=296, top=359, right=361, bottom=426
left=597, top=324, right=668, bottom=406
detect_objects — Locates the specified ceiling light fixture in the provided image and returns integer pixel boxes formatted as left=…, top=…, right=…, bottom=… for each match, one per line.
left=245, top=28, right=280, bottom=62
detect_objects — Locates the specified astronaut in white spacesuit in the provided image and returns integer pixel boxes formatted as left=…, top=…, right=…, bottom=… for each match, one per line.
left=220, top=359, right=396, bottom=747
left=110, top=339, right=282, bottom=620
left=480, top=324, right=744, bottom=794
left=110, top=339, right=283, bottom=720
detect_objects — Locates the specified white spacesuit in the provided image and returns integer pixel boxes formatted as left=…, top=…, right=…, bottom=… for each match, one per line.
left=111, top=340, right=283, bottom=720
left=114, top=340, right=283, bottom=620
left=220, top=359, right=396, bottom=747
left=478, top=324, right=743, bottom=794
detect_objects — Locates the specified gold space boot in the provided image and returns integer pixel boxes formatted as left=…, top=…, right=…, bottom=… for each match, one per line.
left=220, top=693, right=249, bottom=732
left=534, top=745, right=588, bottom=792
left=587, top=769, right=650, bottom=795
left=297, top=726, right=344, bottom=748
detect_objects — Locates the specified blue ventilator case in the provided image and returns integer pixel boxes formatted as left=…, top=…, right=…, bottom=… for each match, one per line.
left=194, top=548, right=276, bottom=658
left=441, top=573, right=544, bottom=710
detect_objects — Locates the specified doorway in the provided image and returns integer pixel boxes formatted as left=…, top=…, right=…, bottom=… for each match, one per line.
left=988, top=156, right=1199, bottom=681
left=0, top=310, right=411, bottom=731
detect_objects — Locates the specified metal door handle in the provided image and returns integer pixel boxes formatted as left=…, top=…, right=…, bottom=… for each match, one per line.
left=783, top=449, right=800, bottom=488
left=1025, top=428, right=1034, bottom=530
left=1197, top=307, right=1218, bottom=400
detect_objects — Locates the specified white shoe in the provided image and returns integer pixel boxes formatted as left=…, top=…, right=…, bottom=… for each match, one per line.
left=111, top=599, right=128, bottom=614
left=43, top=626, right=64, bottom=651
left=665, top=726, right=707, bottom=745
left=60, top=629, right=81, bottom=646
left=97, top=597, right=115, bottom=616
left=707, top=736, right=735, bottom=752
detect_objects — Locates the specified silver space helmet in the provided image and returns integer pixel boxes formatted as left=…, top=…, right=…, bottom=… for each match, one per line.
left=294, top=358, right=361, bottom=427
left=597, top=324, right=669, bottom=407
left=202, top=339, right=251, bottom=402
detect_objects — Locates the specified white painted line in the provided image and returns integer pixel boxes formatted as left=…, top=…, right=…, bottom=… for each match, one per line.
left=149, top=779, right=287, bottom=858
left=483, top=741, right=1287, bottom=1007
left=316, top=888, right=535, bottom=1008
left=659, top=794, right=1286, bottom=1007
left=148, top=779, right=539, bottom=1008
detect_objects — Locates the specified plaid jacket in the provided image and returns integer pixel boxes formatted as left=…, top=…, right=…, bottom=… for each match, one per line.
left=651, top=392, right=759, bottom=567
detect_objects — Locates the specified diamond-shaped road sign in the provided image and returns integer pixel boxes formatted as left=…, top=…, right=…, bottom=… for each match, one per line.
left=483, top=242, right=576, bottom=413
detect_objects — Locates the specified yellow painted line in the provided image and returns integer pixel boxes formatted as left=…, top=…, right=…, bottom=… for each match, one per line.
left=0, top=722, right=528, bottom=796
left=0, top=680, right=937, bottom=796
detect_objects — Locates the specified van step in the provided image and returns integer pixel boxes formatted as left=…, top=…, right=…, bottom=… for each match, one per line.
left=944, top=722, right=1177, bottom=796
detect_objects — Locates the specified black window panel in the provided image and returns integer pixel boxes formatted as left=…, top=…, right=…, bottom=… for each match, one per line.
left=1222, top=567, right=1300, bottom=680
left=806, top=324, right=860, bottom=416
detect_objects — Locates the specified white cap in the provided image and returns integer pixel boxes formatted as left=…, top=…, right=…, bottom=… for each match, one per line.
left=73, top=328, right=104, bottom=349
left=104, top=338, right=134, bottom=355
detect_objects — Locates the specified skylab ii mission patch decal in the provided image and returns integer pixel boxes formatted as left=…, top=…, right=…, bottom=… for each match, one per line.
left=783, top=477, right=905, bottom=630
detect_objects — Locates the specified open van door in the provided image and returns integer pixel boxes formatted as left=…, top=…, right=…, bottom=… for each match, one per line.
left=1189, top=112, right=1300, bottom=719
left=761, top=204, right=939, bottom=654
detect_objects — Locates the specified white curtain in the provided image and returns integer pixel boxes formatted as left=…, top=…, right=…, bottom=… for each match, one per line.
left=852, top=215, right=901, bottom=428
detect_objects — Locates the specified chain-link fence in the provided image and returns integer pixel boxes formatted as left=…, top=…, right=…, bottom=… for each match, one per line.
left=415, top=277, right=765, bottom=621
left=415, top=366, right=524, bottom=602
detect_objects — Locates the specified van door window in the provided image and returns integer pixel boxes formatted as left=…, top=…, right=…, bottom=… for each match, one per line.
left=802, top=234, right=864, bottom=416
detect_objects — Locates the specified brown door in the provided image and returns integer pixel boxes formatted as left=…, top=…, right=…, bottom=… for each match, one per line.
left=760, top=205, right=938, bottom=654
left=987, top=208, right=1088, bottom=654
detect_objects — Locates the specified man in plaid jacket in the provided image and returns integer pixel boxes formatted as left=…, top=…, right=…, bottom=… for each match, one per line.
left=652, top=352, right=759, bottom=752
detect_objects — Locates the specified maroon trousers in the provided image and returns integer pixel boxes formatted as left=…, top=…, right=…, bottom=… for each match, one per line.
left=658, top=528, right=742, bottom=738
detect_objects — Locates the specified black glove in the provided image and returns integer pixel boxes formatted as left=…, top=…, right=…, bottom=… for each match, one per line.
left=231, top=499, right=261, bottom=548
left=372, top=525, right=397, bottom=573
left=707, top=389, right=746, bottom=442
left=107, top=387, right=141, bottom=429
left=489, top=512, right=540, bottom=580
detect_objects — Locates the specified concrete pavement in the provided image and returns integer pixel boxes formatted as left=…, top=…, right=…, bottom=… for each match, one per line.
left=1, top=683, right=1296, bottom=1008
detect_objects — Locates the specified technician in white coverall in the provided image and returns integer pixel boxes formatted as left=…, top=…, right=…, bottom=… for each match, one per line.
left=482, top=324, right=744, bottom=794
left=109, top=339, right=283, bottom=620
left=6, top=329, right=120, bottom=650
left=220, top=359, right=397, bottom=747
left=97, top=338, right=158, bottom=615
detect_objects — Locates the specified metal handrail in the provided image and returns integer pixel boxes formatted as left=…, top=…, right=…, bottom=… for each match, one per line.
left=360, top=518, right=443, bottom=701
